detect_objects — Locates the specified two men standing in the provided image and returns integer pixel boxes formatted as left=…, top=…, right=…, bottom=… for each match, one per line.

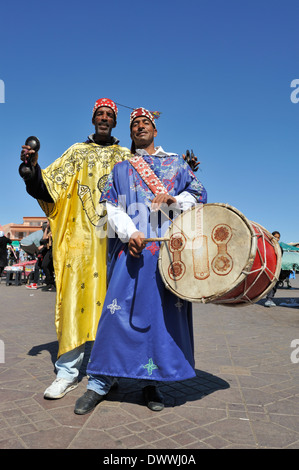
left=20, top=100, right=206, bottom=414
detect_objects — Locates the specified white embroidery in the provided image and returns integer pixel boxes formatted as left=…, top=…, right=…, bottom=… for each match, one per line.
left=175, top=298, right=183, bottom=312
left=107, top=299, right=121, bottom=314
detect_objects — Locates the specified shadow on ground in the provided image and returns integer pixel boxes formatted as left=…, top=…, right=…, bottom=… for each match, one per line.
left=27, top=340, right=229, bottom=409
left=101, top=370, right=230, bottom=409
left=28, top=340, right=59, bottom=370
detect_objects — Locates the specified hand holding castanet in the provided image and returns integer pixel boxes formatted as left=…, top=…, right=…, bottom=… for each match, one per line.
left=19, top=136, right=40, bottom=180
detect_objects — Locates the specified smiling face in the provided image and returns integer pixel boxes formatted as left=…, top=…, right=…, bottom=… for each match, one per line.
left=130, top=116, right=157, bottom=150
left=92, top=106, right=116, bottom=141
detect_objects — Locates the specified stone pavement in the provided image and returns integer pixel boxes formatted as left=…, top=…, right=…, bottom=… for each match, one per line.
left=0, top=276, right=298, bottom=450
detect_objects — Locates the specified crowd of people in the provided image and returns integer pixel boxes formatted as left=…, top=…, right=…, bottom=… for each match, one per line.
left=0, top=232, right=31, bottom=274
left=25, top=221, right=55, bottom=291
left=0, top=222, right=55, bottom=292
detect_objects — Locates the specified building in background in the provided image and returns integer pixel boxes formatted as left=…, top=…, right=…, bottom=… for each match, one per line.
left=2, top=217, right=47, bottom=241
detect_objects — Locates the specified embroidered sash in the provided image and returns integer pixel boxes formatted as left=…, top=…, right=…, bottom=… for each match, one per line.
left=129, top=156, right=168, bottom=196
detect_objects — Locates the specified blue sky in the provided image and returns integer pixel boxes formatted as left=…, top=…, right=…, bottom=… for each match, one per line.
left=0, top=0, right=298, bottom=242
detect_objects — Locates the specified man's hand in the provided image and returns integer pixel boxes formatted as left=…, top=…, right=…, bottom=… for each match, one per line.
left=151, top=194, right=177, bottom=212
left=182, top=149, right=200, bottom=172
left=128, top=231, right=146, bottom=258
left=20, top=145, right=39, bottom=167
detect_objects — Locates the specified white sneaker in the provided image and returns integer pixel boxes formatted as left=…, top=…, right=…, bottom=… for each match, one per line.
left=265, top=300, right=276, bottom=307
left=44, top=377, right=78, bottom=399
left=26, top=283, right=38, bottom=289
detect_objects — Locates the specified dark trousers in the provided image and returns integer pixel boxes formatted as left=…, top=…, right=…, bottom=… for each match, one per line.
left=42, top=249, right=55, bottom=286
left=33, top=258, right=42, bottom=283
left=266, top=282, right=278, bottom=301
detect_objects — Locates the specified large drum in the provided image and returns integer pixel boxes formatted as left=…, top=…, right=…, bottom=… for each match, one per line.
left=158, top=203, right=282, bottom=305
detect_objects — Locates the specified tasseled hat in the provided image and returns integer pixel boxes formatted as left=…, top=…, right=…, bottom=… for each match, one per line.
left=130, top=107, right=156, bottom=129
left=92, top=98, right=118, bottom=120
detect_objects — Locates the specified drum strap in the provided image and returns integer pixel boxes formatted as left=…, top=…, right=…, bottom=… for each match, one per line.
left=129, top=156, right=168, bottom=196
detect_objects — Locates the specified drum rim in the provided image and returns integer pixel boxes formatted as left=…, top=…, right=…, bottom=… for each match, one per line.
left=158, top=202, right=258, bottom=303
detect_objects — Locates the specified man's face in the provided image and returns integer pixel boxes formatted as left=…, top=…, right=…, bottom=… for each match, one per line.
left=130, top=116, right=157, bottom=148
left=274, top=233, right=280, bottom=241
left=92, top=106, right=116, bottom=140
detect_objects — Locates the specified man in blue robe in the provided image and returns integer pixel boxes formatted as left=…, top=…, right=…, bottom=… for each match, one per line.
left=74, top=108, right=207, bottom=415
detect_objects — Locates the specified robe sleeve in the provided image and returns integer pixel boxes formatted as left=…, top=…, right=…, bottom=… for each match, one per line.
left=106, top=202, right=138, bottom=243
left=100, top=161, right=127, bottom=207
left=24, top=163, right=54, bottom=203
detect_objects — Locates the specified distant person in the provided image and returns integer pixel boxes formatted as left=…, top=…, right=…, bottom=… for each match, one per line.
left=19, top=249, right=25, bottom=263
left=8, top=245, right=17, bottom=266
left=0, top=231, right=12, bottom=278
left=26, top=221, right=49, bottom=289
left=41, top=223, right=55, bottom=292
left=15, top=247, right=20, bottom=263
left=287, top=265, right=296, bottom=288
left=265, top=231, right=282, bottom=307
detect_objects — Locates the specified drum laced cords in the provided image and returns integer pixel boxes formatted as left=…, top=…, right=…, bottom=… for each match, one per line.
left=216, top=225, right=279, bottom=305
left=238, top=224, right=279, bottom=303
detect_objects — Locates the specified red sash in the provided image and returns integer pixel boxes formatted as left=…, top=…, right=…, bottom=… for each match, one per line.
left=129, top=156, right=168, bottom=196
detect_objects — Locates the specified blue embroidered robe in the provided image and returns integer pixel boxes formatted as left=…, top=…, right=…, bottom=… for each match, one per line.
left=87, top=155, right=207, bottom=382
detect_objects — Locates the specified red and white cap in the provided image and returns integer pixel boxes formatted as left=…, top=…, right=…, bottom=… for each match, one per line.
left=130, top=107, right=156, bottom=128
left=92, top=98, right=118, bottom=120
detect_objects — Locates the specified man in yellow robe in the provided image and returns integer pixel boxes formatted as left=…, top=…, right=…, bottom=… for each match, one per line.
left=20, top=99, right=131, bottom=399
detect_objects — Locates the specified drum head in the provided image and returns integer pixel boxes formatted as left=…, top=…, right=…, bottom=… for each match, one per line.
left=158, top=203, right=257, bottom=303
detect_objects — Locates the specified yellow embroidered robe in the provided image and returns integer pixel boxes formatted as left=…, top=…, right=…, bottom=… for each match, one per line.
left=38, top=142, right=131, bottom=357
